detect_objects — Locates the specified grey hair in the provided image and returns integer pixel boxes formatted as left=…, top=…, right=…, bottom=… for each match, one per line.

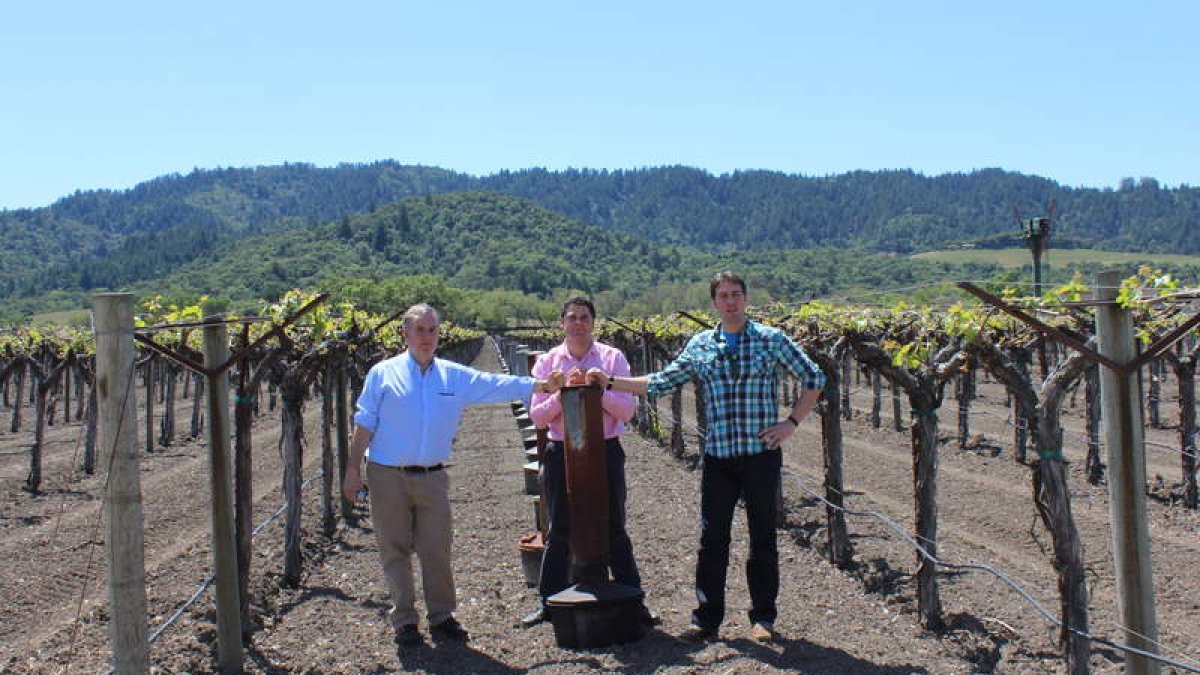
left=402, top=303, right=440, bottom=328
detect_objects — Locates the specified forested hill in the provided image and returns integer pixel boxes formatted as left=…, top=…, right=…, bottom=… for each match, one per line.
left=0, top=161, right=1196, bottom=312
left=493, top=169, right=1199, bottom=254
left=143, top=191, right=698, bottom=304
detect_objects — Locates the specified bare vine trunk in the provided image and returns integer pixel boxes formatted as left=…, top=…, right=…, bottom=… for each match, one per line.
left=27, top=382, right=47, bottom=492
left=320, top=363, right=336, bottom=537
left=910, top=394, right=942, bottom=629
left=190, top=372, right=204, bottom=438
left=279, top=376, right=306, bottom=587
left=160, top=365, right=177, bottom=447
left=870, top=369, right=882, bottom=429
left=83, top=377, right=98, bottom=475
left=956, top=366, right=975, bottom=448
left=1084, top=365, right=1104, bottom=484
left=10, top=362, right=24, bottom=433
left=812, top=352, right=852, bottom=567
left=892, top=382, right=903, bottom=432
left=670, top=387, right=685, bottom=458
left=840, top=352, right=852, bottom=421
left=234, top=358, right=256, bottom=635
left=144, top=359, right=156, bottom=453
left=1164, top=352, right=1197, bottom=509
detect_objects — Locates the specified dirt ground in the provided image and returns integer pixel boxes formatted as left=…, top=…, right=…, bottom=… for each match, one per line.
left=1, top=344, right=1197, bottom=674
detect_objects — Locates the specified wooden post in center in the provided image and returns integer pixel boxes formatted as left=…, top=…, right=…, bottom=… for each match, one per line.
left=560, top=384, right=610, bottom=582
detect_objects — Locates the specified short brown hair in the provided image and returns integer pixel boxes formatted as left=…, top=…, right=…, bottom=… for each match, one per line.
left=709, top=271, right=747, bottom=299
left=559, top=295, right=596, bottom=319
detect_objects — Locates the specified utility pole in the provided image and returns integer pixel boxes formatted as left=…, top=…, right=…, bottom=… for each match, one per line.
left=1021, top=216, right=1052, bottom=297
left=1019, top=203, right=1055, bottom=378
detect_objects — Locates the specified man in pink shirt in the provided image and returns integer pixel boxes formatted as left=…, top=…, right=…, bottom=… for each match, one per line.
left=521, top=296, right=652, bottom=628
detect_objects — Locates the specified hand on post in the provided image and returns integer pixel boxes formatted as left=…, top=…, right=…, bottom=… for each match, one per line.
left=566, top=367, right=587, bottom=387
left=584, top=368, right=609, bottom=390
left=543, top=370, right=565, bottom=394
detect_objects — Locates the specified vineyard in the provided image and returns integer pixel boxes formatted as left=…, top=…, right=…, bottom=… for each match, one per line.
left=1, top=272, right=1199, bottom=673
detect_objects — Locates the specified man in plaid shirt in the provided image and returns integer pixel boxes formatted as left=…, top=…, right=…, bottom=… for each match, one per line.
left=588, top=271, right=825, bottom=643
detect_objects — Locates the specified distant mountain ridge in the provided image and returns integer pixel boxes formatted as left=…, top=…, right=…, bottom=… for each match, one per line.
left=0, top=162, right=1195, bottom=315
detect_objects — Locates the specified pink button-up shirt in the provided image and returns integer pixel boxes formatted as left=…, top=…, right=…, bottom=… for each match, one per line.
left=530, top=340, right=636, bottom=440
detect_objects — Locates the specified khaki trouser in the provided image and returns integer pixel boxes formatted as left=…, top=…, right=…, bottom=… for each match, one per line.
left=366, top=461, right=455, bottom=628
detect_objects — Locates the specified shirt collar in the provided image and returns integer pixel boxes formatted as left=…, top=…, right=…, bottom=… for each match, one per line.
left=557, top=340, right=599, bottom=361
left=712, top=319, right=759, bottom=340
left=402, top=351, right=439, bottom=375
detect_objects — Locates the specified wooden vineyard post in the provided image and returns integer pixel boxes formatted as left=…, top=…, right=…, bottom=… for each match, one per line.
left=202, top=317, right=244, bottom=673
left=94, top=293, right=148, bottom=673
left=1095, top=270, right=1159, bottom=674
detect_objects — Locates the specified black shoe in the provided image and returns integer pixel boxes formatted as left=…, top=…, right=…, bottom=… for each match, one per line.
left=520, top=606, right=547, bottom=628
left=680, top=624, right=718, bottom=643
left=641, top=605, right=662, bottom=626
left=430, top=616, right=469, bottom=641
left=394, top=624, right=423, bottom=647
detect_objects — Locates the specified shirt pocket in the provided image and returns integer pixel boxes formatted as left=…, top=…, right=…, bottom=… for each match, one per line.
left=743, top=352, right=775, bottom=377
left=691, top=350, right=735, bottom=380
left=434, top=391, right=462, bottom=415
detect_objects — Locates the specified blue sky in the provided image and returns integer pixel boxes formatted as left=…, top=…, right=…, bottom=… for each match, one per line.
left=2, top=1, right=1196, bottom=209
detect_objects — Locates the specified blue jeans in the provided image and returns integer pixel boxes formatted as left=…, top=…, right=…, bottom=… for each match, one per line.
left=693, top=449, right=781, bottom=629
left=538, top=438, right=641, bottom=601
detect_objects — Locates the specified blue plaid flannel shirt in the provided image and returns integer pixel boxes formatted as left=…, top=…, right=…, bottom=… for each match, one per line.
left=646, top=320, right=826, bottom=458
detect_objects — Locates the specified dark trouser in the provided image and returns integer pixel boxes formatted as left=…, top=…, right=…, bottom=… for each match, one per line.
left=692, top=449, right=781, bottom=629
left=538, top=438, right=641, bottom=602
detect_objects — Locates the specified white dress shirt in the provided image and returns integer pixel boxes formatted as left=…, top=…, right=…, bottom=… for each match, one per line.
left=354, top=352, right=536, bottom=467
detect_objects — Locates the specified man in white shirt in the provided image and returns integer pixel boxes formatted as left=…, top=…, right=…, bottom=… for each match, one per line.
left=342, top=303, right=563, bottom=647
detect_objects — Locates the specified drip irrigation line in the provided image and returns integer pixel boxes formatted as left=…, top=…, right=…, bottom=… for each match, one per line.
left=98, top=469, right=326, bottom=675
left=782, top=466, right=1200, bottom=673
left=973, top=406, right=1198, bottom=463
left=640, top=400, right=1200, bottom=672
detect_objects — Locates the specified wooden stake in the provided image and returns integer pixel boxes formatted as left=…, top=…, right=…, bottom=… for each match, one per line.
left=94, top=293, right=148, bottom=673
left=1095, top=270, right=1160, bottom=675
left=203, top=317, right=244, bottom=673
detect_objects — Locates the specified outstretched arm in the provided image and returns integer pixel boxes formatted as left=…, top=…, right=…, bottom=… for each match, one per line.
left=585, top=369, right=650, bottom=396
